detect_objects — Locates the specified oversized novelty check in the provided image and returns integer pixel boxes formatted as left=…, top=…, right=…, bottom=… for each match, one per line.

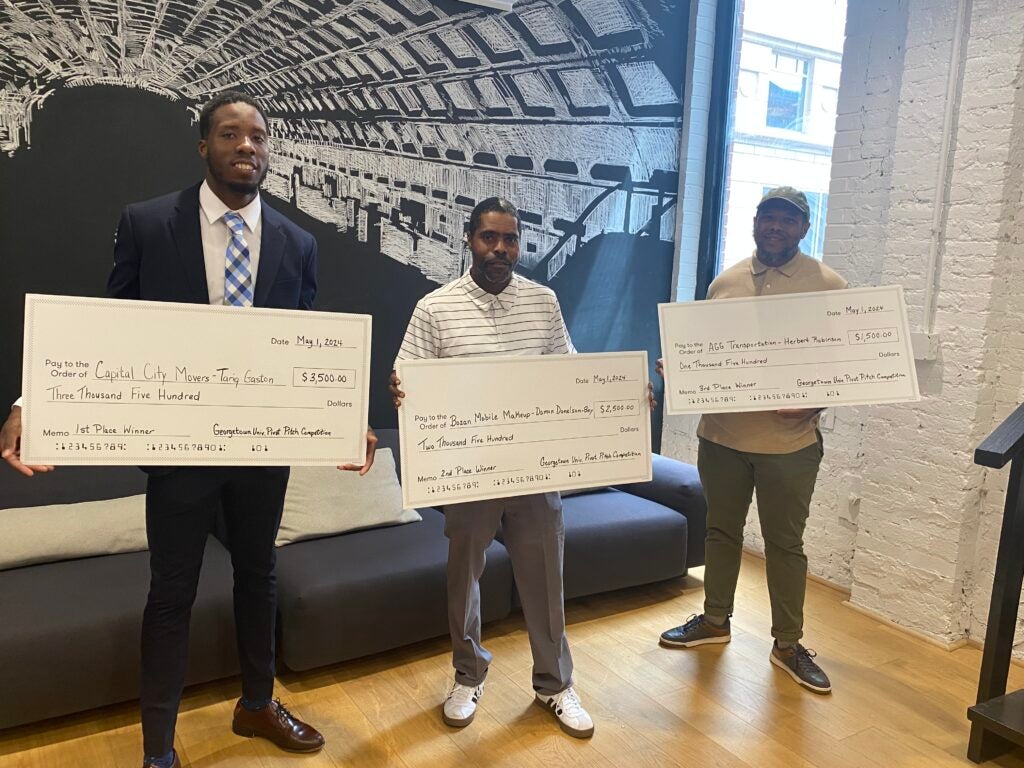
left=20, top=294, right=372, bottom=466
left=659, top=285, right=920, bottom=415
left=396, top=352, right=652, bottom=507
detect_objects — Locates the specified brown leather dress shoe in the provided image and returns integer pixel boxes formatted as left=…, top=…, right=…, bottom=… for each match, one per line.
left=231, top=699, right=325, bottom=752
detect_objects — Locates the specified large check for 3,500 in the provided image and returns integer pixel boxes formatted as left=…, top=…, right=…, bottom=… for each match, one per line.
left=659, top=285, right=920, bottom=415
left=21, top=294, right=372, bottom=466
left=396, top=352, right=652, bottom=508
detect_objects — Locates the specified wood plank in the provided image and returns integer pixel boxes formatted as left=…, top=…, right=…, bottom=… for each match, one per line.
left=1, top=555, right=1021, bottom=767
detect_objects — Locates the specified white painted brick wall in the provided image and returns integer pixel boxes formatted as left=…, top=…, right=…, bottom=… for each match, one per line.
left=818, top=0, right=1024, bottom=647
left=964, top=3, right=1024, bottom=650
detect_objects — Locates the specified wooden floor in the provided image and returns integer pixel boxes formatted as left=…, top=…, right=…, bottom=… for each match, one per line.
left=3, top=554, right=1024, bottom=768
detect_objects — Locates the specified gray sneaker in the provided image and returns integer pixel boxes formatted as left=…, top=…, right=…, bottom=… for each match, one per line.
left=770, top=642, right=832, bottom=694
left=659, top=613, right=731, bottom=648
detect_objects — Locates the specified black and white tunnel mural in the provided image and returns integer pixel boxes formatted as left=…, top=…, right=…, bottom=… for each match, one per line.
left=0, top=0, right=688, bottom=436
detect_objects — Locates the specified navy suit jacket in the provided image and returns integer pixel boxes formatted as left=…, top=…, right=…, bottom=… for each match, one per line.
left=104, top=183, right=318, bottom=476
left=106, top=183, right=317, bottom=309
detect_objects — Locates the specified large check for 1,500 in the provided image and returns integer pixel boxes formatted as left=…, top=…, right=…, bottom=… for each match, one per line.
left=396, top=352, right=652, bottom=508
left=658, top=285, right=920, bottom=415
left=21, top=294, right=372, bottom=466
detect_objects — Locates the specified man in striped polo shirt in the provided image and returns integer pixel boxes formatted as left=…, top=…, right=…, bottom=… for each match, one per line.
left=389, top=197, right=594, bottom=739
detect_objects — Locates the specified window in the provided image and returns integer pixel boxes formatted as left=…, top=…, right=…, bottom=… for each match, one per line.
left=802, top=190, right=829, bottom=257
left=766, top=53, right=810, bottom=131
left=697, top=0, right=847, bottom=284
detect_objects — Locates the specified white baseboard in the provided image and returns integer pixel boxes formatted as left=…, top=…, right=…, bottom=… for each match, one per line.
left=840, top=599, right=969, bottom=651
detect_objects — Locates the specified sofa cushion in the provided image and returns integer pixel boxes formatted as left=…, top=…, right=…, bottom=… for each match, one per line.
left=556, top=489, right=689, bottom=600
left=1, top=493, right=149, bottom=571
left=276, top=448, right=420, bottom=546
left=0, top=536, right=239, bottom=730
left=275, top=508, right=514, bottom=671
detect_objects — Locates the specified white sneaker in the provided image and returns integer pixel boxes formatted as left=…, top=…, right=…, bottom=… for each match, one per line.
left=535, top=686, right=594, bottom=738
left=442, top=680, right=484, bottom=727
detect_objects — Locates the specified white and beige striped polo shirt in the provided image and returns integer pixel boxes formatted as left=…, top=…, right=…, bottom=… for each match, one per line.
left=395, top=272, right=575, bottom=362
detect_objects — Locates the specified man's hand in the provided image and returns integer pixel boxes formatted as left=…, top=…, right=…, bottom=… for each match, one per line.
left=337, top=428, right=379, bottom=476
left=646, top=382, right=657, bottom=411
left=0, top=406, right=54, bottom=477
left=775, top=408, right=823, bottom=420
left=389, top=371, right=405, bottom=409
left=655, top=358, right=664, bottom=378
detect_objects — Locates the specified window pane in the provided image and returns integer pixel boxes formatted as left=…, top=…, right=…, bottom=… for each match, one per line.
left=766, top=53, right=808, bottom=130
left=717, top=0, right=847, bottom=273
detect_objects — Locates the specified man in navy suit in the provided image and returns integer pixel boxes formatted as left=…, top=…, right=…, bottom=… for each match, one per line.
left=1, top=92, right=376, bottom=768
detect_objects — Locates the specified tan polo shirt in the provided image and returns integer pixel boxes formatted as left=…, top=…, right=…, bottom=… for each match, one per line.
left=696, top=251, right=848, bottom=454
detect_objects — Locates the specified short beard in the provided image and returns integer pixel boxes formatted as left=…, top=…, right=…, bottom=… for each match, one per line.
left=227, top=179, right=261, bottom=195
left=470, top=261, right=513, bottom=293
left=756, top=246, right=799, bottom=267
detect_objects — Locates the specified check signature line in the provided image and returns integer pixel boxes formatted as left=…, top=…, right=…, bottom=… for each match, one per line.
left=798, top=379, right=906, bottom=388
left=216, top=436, right=349, bottom=440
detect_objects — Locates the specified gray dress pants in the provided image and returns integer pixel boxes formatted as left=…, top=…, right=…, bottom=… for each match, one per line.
left=443, top=491, right=574, bottom=695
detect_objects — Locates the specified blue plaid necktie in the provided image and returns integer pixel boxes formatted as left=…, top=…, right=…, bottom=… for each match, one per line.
left=223, top=211, right=253, bottom=307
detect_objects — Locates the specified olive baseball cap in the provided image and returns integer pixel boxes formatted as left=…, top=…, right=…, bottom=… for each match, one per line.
left=757, top=186, right=810, bottom=218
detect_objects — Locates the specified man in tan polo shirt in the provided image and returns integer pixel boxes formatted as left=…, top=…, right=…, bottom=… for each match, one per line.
left=659, top=187, right=845, bottom=694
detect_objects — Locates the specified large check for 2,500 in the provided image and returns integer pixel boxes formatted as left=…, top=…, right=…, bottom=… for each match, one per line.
left=659, top=285, right=920, bottom=415
left=21, top=294, right=371, bottom=466
left=396, top=352, right=652, bottom=508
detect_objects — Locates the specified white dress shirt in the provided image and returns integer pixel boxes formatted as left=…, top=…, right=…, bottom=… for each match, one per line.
left=198, top=180, right=263, bottom=305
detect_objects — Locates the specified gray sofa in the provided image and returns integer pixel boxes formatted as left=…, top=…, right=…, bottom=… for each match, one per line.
left=0, top=429, right=705, bottom=730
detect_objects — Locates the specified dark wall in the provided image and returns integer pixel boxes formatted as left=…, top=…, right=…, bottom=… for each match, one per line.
left=0, top=86, right=201, bottom=410
left=551, top=233, right=675, bottom=445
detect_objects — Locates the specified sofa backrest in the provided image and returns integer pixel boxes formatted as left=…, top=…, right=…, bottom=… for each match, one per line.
left=0, top=465, right=147, bottom=510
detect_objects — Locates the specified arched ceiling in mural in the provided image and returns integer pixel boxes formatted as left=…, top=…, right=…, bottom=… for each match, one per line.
left=1, top=0, right=685, bottom=283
